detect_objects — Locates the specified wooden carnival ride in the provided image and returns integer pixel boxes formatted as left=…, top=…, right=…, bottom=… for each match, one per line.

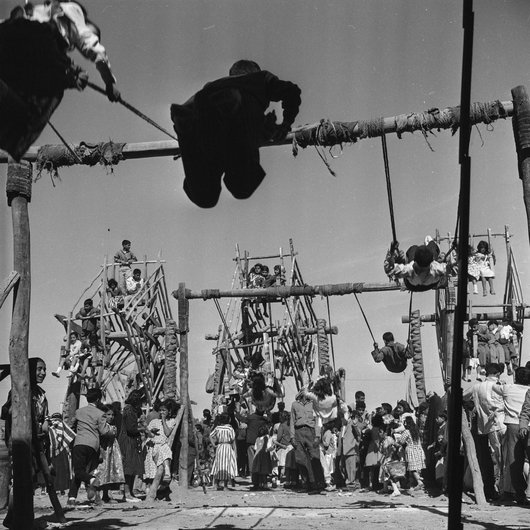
left=54, top=256, right=179, bottom=425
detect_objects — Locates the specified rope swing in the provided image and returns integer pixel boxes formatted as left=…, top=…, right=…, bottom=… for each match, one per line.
left=381, top=134, right=398, bottom=245
left=87, top=81, right=179, bottom=142
left=353, top=293, right=376, bottom=343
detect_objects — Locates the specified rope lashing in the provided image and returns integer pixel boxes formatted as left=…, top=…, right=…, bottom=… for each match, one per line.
left=381, top=133, right=397, bottom=245
left=6, top=160, right=32, bottom=206
left=86, top=81, right=179, bottom=142
left=325, top=296, right=336, bottom=371
left=35, top=140, right=125, bottom=180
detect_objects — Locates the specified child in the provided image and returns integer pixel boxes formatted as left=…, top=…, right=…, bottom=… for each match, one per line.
left=126, top=268, right=144, bottom=296
left=75, top=298, right=100, bottom=368
left=209, top=413, right=238, bottom=491
left=52, top=331, right=82, bottom=378
left=320, top=424, right=338, bottom=491
left=475, top=240, right=495, bottom=296
left=106, top=278, right=125, bottom=311
left=371, top=332, right=413, bottom=374
left=467, top=245, right=481, bottom=295
left=114, top=240, right=137, bottom=293
left=251, top=424, right=273, bottom=490
left=498, top=319, right=518, bottom=376
left=274, top=411, right=292, bottom=484
left=463, top=319, right=480, bottom=382
left=144, top=399, right=179, bottom=501
left=273, top=265, right=286, bottom=286
left=398, top=416, right=425, bottom=490
left=384, top=236, right=455, bottom=292
left=379, top=432, right=405, bottom=497
left=487, top=320, right=507, bottom=367
left=93, top=405, right=125, bottom=503
left=171, top=59, right=302, bottom=208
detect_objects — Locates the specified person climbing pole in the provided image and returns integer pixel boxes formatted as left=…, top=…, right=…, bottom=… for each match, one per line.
left=171, top=59, right=302, bottom=208
left=371, top=331, right=413, bottom=374
left=384, top=235, right=456, bottom=292
left=0, top=1, right=120, bottom=161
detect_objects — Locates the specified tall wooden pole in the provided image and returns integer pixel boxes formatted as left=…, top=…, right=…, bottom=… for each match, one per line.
left=6, top=160, right=34, bottom=529
left=177, top=283, right=189, bottom=494
left=447, top=1, right=473, bottom=528
left=511, top=85, right=530, bottom=246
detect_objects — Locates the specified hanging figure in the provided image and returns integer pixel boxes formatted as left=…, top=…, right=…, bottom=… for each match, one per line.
left=384, top=236, right=456, bottom=292
left=170, top=59, right=302, bottom=208
left=371, top=331, right=413, bottom=374
left=0, top=1, right=120, bottom=161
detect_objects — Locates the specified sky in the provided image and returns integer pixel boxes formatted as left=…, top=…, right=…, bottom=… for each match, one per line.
left=2, top=0, right=530, bottom=417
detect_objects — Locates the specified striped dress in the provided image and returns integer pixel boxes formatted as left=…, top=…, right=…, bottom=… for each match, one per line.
left=210, top=424, right=237, bottom=481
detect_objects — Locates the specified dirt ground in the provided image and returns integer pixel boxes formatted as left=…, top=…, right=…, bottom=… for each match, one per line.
left=14, top=479, right=530, bottom=530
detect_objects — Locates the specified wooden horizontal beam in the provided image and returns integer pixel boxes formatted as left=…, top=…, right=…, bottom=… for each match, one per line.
left=173, top=282, right=402, bottom=301
left=205, top=325, right=338, bottom=341
left=0, top=98, right=514, bottom=164
left=401, top=307, right=530, bottom=323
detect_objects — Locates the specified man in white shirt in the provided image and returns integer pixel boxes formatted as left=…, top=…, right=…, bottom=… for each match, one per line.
left=492, top=367, right=530, bottom=503
left=463, top=363, right=505, bottom=498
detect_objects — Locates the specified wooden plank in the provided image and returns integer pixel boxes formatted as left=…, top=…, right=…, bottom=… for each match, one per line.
left=0, top=271, right=19, bottom=310
left=0, top=98, right=514, bottom=164
left=176, top=282, right=402, bottom=301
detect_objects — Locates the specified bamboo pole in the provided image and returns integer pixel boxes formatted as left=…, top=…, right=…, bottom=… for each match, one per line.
left=0, top=98, right=514, bottom=164
left=173, top=282, right=402, bottom=302
left=177, top=284, right=189, bottom=494
left=6, top=160, right=34, bottom=529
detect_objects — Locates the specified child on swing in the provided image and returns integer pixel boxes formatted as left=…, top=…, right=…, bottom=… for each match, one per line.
left=475, top=240, right=496, bottom=296
left=384, top=236, right=456, bottom=291
left=371, top=332, right=413, bottom=374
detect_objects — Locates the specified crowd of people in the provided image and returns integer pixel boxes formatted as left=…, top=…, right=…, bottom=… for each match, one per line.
left=4, top=341, right=530, bottom=520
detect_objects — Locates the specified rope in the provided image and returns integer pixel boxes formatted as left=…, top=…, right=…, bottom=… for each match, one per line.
left=86, top=81, right=179, bottom=142
left=325, top=296, right=336, bottom=371
left=48, top=121, right=83, bottom=165
left=381, top=134, right=397, bottom=244
left=6, top=160, right=32, bottom=206
left=353, top=293, right=376, bottom=343
left=407, top=291, right=413, bottom=344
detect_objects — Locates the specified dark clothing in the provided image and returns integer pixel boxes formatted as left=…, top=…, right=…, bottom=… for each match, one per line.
left=0, top=17, right=70, bottom=161
left=68, top=445, right=98, bottom=498
left=293, top=425, right=325, bottom=488
left=117, top=405, right=144, bottom=476
left=171, top=70, right=301, bottom=208
left=371, top=341, right=413, bottom=374
left=245, top=413, right=269, bottom=445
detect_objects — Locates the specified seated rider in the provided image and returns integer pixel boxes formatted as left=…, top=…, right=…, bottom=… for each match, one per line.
left=171, top=59, right=301, bottom=208
left=372, top=332, right=413, bottom=374
left=384, top=236, right=456, bottom=292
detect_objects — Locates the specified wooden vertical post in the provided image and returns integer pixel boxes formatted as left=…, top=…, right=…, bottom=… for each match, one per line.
left=164, top=319, right=178, bottom=399
left=6, top=160, right=34, bottom=529
left=98, top=256, right=108, bottom=385
left=177, top=284, right=189, bottom=493
left=511, top=85, right=530, bottom=246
